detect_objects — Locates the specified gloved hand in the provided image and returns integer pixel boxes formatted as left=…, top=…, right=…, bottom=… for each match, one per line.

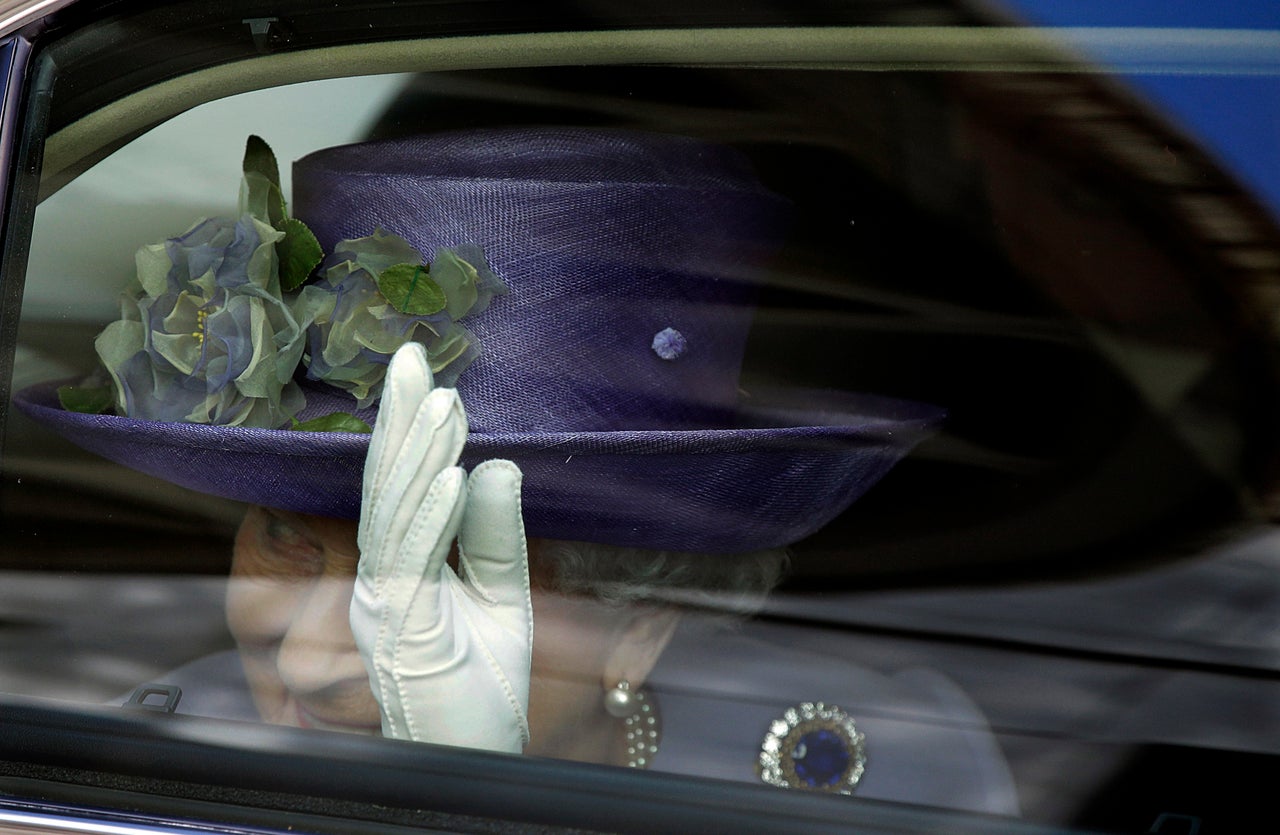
left=350, top=342, right=532, bottom=752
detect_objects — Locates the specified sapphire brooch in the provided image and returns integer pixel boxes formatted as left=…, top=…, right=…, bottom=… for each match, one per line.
left=757, top=702, right=866, bottom=794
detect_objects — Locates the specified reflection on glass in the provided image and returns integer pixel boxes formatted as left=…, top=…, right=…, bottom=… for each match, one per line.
left=5, top=51, right=1279, bottom=830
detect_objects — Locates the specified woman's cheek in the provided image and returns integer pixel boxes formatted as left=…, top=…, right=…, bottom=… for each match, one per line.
left=226, top=573, right=303, bottom=645
left=225, top=576, right=303, bottom=723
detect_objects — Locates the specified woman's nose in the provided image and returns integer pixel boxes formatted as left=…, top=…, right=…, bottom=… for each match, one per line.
left=276, top=576, right=368, bottom=694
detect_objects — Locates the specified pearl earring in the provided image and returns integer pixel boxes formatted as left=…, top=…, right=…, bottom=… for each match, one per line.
left=604, top=679, right=636, bottom=718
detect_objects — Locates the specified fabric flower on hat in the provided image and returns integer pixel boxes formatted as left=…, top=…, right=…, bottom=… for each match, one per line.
left=94, top=213, right=309, bottom=428
left=62, top=136, right=503, bottom=432
left=295, top=231, right=506, bottom=408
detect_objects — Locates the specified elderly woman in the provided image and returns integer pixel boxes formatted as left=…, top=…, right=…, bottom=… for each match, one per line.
left=226, top=341, right=789, bottom=765
left=18, top=128, right=1014, bottom=811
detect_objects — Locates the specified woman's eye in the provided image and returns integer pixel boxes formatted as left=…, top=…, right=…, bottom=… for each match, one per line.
left=262, top=514, right=324, bottom=574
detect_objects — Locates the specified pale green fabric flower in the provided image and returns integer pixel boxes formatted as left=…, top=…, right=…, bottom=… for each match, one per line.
left=298, top=230, right=504, bottom=408
left=95, top=213, right=307, bottom=427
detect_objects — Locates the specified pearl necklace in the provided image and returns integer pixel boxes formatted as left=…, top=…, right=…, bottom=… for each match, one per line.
left=606, top=680, right=662, bottom=769
left=621, top=687, right=662, bottom=769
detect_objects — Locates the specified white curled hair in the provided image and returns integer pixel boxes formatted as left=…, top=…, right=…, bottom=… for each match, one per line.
left=534, top=539, right=790, bottom=617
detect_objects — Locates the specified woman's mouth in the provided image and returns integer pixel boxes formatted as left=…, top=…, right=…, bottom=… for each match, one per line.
left=293, top=701, right=382, bottom=734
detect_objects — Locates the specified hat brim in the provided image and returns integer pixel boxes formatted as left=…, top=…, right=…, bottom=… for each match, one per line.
left=14, top=381, right=942, bottom=552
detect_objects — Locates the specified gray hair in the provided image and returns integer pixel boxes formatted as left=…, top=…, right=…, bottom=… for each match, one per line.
left=534, top=539, right=789, bottom=616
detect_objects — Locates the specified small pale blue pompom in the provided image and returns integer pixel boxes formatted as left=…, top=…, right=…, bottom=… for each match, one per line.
left=651, top=327, right=687, bottom=361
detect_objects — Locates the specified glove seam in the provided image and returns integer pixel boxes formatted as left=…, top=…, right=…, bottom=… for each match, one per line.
left=393, top=468, right=463, bottom=741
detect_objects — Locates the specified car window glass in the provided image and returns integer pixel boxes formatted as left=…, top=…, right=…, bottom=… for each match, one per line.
left=3, top=12, right=1279, bottom=832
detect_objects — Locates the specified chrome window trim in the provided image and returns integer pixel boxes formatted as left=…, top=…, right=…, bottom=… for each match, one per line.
left=0, top=799, right=291, bottom=834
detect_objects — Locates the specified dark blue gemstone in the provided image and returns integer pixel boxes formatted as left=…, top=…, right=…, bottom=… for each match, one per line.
left=791, top=729, right=850, bottom=787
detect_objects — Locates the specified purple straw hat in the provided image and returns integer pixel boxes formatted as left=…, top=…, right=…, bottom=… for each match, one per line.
left=16, top=128, right=942, bottom=553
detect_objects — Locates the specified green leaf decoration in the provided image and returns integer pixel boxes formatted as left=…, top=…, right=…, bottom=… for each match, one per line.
left=241, top=137, right=287, bottom=226
left=243, top=135, right=280, bottom=191
left=276, top=217, right=324, bottom=291
left=291, top=413, right=373, bottom=434
left=377, top=263, right=446, bottom=315
left=57, top=383, right=114, bottom=415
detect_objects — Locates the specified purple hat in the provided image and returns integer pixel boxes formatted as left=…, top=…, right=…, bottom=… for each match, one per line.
left=15, top=128, right=941, bottom=553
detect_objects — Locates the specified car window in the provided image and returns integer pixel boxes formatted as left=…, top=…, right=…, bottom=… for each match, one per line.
left=3, top=2, right=1279, bottom=833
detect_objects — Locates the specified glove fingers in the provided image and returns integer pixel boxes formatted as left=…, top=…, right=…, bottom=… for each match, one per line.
left=374, top=389, right=466, bottom=541
left=359, top=389, right=466, bottom=587
left=379, top=466, right=468, bottom=640
left=361, top=342, right=433, bottom=526
left=458, top=460, right=531, bottom=615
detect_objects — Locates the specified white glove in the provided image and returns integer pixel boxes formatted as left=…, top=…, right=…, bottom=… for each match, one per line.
left=350, top=342, right=532, bottom=753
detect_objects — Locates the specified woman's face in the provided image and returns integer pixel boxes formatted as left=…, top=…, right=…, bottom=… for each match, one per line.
left=225, top=506, right=382, bottom=733
left=224, top=507, right=633, bottom=753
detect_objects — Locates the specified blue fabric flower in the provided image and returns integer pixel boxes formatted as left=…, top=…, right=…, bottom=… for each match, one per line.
left=296, top=230, right=506, bottom=407
left=95, top=214, right=307, bottom=427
